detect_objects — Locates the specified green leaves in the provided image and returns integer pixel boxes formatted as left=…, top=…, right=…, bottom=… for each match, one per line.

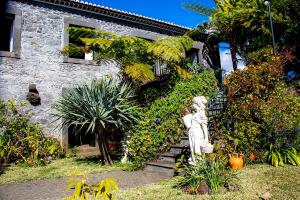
left=53, top=78, right=139, bottom=134
left=129, top=70, right=217, bottom=164
left=124, top=63, right=155, bottom=83
left=64, top=172, right=119, bottom=200
left=176, top=155, right=231, bottom=193
left=64, top=26, right=195, bottom=83
left=265, top=145, right=300, bottom=167
left=0, top=99, right=64, bottom=166
left=182, top=2, right=214, bottom=16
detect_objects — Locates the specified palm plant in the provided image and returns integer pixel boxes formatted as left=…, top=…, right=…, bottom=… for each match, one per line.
left=53, top=78, right=139, bottom=164
left=64, top=27, right=194, bottom=83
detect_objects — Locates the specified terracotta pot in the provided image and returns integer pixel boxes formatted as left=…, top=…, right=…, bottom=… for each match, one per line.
left=229, top=153, right=244, bottom=169
left=249, top=152, right=256, bottom=161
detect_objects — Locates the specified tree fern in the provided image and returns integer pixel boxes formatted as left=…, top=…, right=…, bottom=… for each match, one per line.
left=64, top=26, right=195, bottom=83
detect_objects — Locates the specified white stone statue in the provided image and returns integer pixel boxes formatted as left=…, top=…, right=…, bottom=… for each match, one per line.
left=182, top=96, right=213, bottom=165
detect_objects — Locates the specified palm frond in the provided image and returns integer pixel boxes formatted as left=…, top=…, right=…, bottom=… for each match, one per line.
left=182, top=2, right=214, bottom=16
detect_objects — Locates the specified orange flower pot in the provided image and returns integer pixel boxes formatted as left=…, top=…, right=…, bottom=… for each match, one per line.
left=229, top=153, right=244, bottom=169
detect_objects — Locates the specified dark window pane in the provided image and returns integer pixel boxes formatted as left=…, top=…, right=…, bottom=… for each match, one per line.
left=0, top=13, right=14, bottom=52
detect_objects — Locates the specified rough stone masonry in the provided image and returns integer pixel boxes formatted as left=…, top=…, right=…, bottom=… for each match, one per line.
left=0, top=0, right=207, bottom=146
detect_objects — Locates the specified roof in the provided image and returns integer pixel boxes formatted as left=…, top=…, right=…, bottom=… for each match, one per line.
left=18, top=0, right=192, bottom=35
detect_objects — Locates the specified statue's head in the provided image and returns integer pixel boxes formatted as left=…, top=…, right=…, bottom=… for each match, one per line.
left=192, top=96, right=207, bottom=110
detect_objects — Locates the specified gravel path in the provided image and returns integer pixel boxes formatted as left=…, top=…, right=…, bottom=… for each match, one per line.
left=0, top=170, right=172, bottom=200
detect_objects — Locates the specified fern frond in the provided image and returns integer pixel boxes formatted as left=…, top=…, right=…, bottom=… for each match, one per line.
left=68, top=27, right=116, bottom=41
left=124, top=63, right=155, bottom=83
left=80, top=38, right=112, bottom=49
left=63, top=43, right=84, bottom=57
left=148, top=36, right=193, bottom=63
left=147, top=42, right=182, bottom=63
left=173, top=65, right=193, bottom=79
left=157, top=35, right=194, bottom=52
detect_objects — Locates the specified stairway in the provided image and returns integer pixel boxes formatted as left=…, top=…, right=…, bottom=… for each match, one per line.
left=145, top=90, right=227, bottom=175
left=145, top=136, right=190, bottom=175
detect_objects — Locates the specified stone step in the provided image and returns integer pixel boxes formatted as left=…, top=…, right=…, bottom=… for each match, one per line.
left=145, top=160, right=175, bottom=175
left=157, top=152, right=177, bottom=162
left=169, top=144, right=190, bottom=154
left=180, top=136, right=189, bottom=146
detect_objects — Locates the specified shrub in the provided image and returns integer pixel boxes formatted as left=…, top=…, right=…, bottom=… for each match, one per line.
left=214, top=49, right=300, bottom=160
left=264, top=145, right=300, bottom=167
left=129, top=70, right=218, bottom=165
left=0, top=99, right=64, bottom=166
left=175, top=155, right=232, bottom=194
left=64, top=171, right=119, bottom=200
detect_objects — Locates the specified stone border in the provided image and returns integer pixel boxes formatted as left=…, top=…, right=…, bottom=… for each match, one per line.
left=0, top=6, right=22, bottom=58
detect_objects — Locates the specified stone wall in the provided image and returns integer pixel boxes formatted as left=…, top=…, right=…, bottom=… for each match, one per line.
left=0, top=0, right=205, bottom=144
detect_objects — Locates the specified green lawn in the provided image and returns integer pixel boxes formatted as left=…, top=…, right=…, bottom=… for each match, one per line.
left=0, top=157, right=122, bottom=184
left=1, top=159, right=299, bottom=200
left=120, top=164, right=300, bottom=200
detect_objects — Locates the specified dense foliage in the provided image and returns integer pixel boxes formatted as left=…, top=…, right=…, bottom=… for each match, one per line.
left=53, top=78, right=139, bottom=164
left=214, top=50, right=300, bottom=165
left=64, top=27, right=194, bottom=83
left=128, top=70, right=218, bottom=165
left=0, top=99, right=64, bottom=166
left=184, top=0, right=300, bottom=67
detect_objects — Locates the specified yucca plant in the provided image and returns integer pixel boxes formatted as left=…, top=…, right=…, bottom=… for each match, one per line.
left=53, top=78, right=139, bottom=164
left=63, top=27, right=194, bottom=83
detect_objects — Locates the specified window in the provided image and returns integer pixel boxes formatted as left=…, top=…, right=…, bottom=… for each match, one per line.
left=68, top=24, right=94, bottom=60
left=0, top=7, right=22, bottom=58
left=0, top=13, right=15, bottom=52
left=186, top=48, right=200, bottom=64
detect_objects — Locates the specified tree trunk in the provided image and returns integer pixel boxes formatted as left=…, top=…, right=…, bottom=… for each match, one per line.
left=96, top=128, right=112, bottom=165
left=230, top=44, right=238, bottom=71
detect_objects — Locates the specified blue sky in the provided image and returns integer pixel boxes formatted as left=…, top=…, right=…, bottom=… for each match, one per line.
left=85, top=0, right=237, bottom=72
left=86, top=0, right=215, bottom=28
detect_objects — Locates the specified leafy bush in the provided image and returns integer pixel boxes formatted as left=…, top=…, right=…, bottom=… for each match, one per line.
left=129, top=70, right=218, bottom=165
left=0, top=99, right=64, bottom=166
left=64, top=171, right=118, bottom=200
left=175, top=155, right=232, bottom=194
left=214, top=49, right=300, bottom=160
left=264, top=145, right=300, bottom=167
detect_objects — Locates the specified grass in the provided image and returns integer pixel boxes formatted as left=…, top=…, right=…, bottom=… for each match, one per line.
left=1, top=160, right=299, bottom=200
left=0, top=157, right=123, bottom=184
left=120, top=164, right=300, bottom=200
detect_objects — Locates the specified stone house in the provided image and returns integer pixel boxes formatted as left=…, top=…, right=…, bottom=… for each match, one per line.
left=0, top=0, right=220, bottom=147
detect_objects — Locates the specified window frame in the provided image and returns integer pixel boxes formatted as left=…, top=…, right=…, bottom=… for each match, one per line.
left=0, top=7, right=22, bottom=58
left=63, top=18, right=98, bottom=65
